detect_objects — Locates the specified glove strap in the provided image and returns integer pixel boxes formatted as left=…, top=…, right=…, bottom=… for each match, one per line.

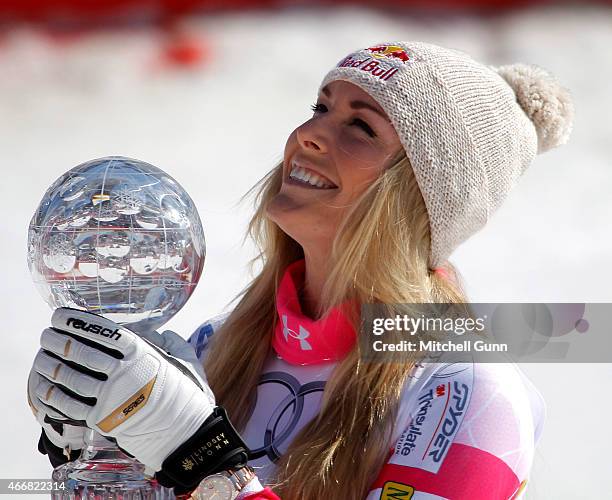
left=156, top=406, right=250, bottom=493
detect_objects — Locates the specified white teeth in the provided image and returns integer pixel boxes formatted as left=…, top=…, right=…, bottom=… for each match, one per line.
left=289, top=165, right=334, bottom=188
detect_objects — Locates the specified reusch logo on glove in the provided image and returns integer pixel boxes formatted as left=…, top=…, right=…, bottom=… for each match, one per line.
left=67, top=317, right=122, bottom=341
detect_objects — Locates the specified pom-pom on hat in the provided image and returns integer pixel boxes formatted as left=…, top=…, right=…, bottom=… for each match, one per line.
left=495, top=63, right=574, bottom=153
left=319, top=42, right=574, bottom=268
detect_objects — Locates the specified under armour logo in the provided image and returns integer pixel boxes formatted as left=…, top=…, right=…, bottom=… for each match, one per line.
left=282, top=314, right=312, bottom=351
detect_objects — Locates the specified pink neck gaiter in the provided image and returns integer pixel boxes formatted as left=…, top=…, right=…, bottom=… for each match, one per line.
left=272, top=259, right=357, bottom=366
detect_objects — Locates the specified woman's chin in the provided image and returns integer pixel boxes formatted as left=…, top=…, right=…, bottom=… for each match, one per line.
left=266, top=199, right=334, bottom=246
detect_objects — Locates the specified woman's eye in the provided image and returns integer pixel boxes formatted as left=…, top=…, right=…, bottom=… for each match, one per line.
left=350, top=118, right=376, bottom=138
left=310, top=103, right=327, bottom=113
left=309, top=103, right=376, bottom=138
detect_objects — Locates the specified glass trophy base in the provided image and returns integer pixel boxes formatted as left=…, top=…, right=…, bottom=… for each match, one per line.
left=51, top=430, right=174, bottom=499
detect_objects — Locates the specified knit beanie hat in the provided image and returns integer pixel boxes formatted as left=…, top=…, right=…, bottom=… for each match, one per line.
left=319, top=41, right=574, bottom=269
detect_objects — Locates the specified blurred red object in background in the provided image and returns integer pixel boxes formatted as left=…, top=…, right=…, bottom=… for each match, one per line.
left=162, top=31, right=210, bottom=68
left=2, top=0, right=606, bottom=26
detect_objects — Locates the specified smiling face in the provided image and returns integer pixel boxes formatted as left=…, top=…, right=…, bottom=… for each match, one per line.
left=267, top=80, right=403, bottom=256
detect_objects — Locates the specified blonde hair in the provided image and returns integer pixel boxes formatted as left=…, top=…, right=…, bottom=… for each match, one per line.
left=204, top=151, right=467, bottom=499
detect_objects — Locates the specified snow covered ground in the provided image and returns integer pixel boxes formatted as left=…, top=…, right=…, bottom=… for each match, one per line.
left=1, top=4, right=610, bottom=498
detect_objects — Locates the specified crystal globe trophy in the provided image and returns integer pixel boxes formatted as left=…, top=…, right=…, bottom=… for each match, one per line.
left=27, top=156, right=206, bottom=499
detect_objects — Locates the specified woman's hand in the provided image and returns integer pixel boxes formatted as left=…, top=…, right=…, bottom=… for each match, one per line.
left=27, top=366, right=86, bottom=466
left=31, top=307, right=216, bottom=472
left=27, top=319, right=210, bottom=469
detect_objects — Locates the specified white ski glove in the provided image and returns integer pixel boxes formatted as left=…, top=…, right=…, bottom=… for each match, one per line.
left=28, top=324, right=207, bottom=466
left=31, top=307, right=250, bottom=493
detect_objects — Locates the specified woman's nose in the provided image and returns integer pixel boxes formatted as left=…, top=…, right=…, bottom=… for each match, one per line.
left=295, top=119, right=328, bottom=154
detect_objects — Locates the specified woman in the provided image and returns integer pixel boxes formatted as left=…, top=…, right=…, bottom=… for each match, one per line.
left=29, top=41, right=573, bottom=499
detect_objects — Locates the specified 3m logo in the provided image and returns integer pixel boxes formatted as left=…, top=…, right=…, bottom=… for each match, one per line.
left=380, top=481, right=414, bottom=499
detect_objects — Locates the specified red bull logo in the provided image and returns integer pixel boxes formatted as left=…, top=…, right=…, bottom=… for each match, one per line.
left=367, top=44, right=411, bottom=63
left=336, top=45, right=411, bottom=82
